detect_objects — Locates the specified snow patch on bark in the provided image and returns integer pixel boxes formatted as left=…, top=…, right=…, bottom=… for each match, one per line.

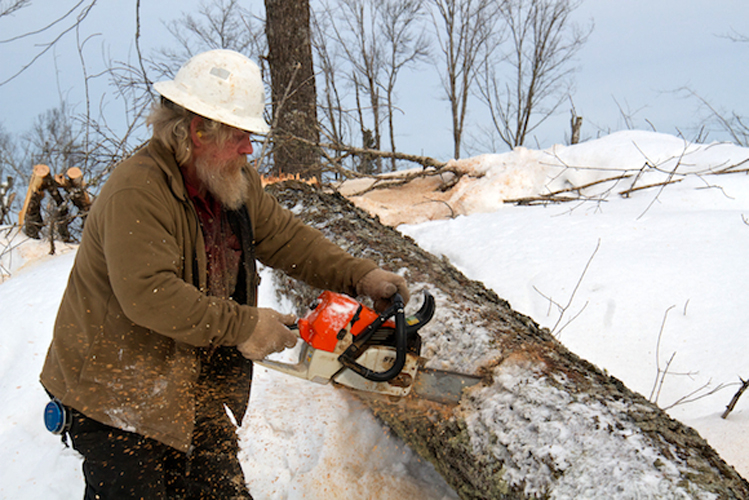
left=409, top=285, right=498, bottom=374
left=463, top=362, right=718, bottom=499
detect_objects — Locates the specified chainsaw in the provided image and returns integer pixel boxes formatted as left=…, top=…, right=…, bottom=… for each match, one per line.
left=255, top=290, right=482, bottom=404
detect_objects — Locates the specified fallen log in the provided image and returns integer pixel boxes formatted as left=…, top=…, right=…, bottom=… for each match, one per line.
left=264, top=181, right=749, bottom=499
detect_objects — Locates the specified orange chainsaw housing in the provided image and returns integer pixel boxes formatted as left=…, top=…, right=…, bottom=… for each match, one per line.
left=297, top=291, right=395, bottom=353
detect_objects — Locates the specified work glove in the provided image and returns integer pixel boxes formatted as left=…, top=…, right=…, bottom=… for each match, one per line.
left=237, top=308, right=298, bottom=361
left=356, top=268, right=410, bottom=312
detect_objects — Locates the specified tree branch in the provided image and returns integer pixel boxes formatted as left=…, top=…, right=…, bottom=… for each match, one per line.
left=721, top=377, right=749, bottom=419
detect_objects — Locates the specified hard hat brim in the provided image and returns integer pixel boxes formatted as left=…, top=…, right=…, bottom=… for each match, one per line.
left=154, top=80, right=271, bottom=135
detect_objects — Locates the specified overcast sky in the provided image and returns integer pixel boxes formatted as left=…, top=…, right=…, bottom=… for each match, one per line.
left=1, top=0, right=747, bottom=163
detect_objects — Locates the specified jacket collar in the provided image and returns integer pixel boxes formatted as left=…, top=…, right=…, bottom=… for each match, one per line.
left=146, top=138, right=189, bottom=202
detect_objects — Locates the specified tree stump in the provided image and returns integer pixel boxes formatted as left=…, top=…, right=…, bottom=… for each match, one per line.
left=63, top=167, right=92, bottom=214
left=19, top=164, right=51, bottom=239
left=265, top=181, right=749, bottom=499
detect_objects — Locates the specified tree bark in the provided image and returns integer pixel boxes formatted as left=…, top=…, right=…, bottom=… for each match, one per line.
left=264, top=181, right=749, bottom=499
left=264, top=0, right=320, bottom=179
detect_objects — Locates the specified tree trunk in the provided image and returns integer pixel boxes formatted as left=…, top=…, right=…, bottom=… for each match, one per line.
left=264, top=181, right=749, bottom=499
left=264, top=0, right=320, bottom=179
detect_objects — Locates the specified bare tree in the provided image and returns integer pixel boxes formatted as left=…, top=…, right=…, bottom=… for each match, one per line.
left=685, top=88, right=749, bottom=147
left=0, top=124, right=19, bottom=177
left=722, top=28, right=749, bottom=44
left=477, top=0, right=592, bottom=149
left=0, top=124, right=19, bottom=223
left=0, top=0, right=97, bottom=87
left=153, top=0, right=266, bottom=81
left=265, top=0, right=319, bottom=178
left=0, top=0, right=30, bottom=18
left=325, top=0, right=386, bottom=173
left=317, top=0, right=428, bottom=174
left=380, top=0, right=430, bottom=171
left=25, top=104, right=86, bottom=178
left=310, top=8, right=348, bottom=152
left=685, top=31, right=748, bottom=146
left=429, top=0, right=500, bottom=159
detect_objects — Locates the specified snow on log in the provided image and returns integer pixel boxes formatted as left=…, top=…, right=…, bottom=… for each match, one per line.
left=265, top=181, right=749, bottom=499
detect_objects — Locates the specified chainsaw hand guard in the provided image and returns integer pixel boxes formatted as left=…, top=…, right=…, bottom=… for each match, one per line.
left=337, top=294, right=408, bottom=382
left=337, top=291, right=435, bottom=382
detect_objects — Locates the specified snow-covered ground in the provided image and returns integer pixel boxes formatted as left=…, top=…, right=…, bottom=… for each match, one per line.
left=1, top=130, right=747, bottom=498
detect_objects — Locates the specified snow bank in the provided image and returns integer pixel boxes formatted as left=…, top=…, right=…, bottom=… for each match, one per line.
left=341, top=130, right=749, bottom=226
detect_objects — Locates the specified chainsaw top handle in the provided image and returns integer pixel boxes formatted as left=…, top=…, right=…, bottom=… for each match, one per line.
left=337, top=293, right=408, bottom=382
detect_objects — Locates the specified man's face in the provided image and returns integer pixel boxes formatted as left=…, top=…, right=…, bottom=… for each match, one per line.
left=192, top=127, right=254, bottom=210
left=202, top=128, right=254, bottom=166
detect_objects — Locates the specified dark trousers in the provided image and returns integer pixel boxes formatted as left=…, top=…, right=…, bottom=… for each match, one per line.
left=67, top=406, right=252, bottom=500
left=64, top=361, right=253, bottom=500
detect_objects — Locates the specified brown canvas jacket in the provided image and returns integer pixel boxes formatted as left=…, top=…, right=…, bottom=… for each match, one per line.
left=40, top=139, right=377, bottom=451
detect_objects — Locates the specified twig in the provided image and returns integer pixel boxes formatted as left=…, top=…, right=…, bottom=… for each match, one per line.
left=721, top=377, right=749, bottom=419
left=649, top=305, right=676, bottom=403
left=255, top=62, right=303, bottom=172
left=663, top=379, right=730, bottom=410
left=619, top=178, right=683, bottom=197
left=504, top=173, right=632, bottom=206
left=417, top=199, right=456, bottom=219
left=292, top=135, right=447, bottom=172
left=534, top=239, right=600, bottom=338
left=653, top=352, right=677, bottom=406
left=554, top=302, right=589, bottom=338
left=637, top=143, right=687, bottom=220
left=533, top=285, right=563, bottom=317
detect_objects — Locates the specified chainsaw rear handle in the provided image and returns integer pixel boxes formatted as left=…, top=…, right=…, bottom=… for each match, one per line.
left=337, top=293, right=408, bottom=382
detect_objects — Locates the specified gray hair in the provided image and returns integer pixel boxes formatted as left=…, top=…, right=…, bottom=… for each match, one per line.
left=146, top=98, right=244, bottom=166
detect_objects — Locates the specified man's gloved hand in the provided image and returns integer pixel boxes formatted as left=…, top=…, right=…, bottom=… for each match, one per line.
left=237, top=308, right=298, bottom=361
left=356, top=268, right=410, bottom=311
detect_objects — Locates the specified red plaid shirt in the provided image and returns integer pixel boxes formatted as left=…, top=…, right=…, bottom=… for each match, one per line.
left=184, top=182, right=242, bottom=300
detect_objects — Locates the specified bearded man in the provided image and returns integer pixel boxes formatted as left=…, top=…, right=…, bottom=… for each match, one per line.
left=40, top=49, right=408, bottom=499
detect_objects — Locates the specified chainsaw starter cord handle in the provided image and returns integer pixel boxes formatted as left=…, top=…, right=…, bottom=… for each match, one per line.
left=338, top=293, right=407, bottom=382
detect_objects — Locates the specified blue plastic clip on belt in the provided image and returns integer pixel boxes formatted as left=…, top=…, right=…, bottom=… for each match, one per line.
left=44, top=399, right=71, bottom=435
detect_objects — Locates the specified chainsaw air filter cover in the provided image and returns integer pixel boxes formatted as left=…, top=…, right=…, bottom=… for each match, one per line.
left=297, top=291, right=394, bottom=353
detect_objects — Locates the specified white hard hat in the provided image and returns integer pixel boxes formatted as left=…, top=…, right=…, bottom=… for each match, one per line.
left=153, top=49, right=270, bottom=134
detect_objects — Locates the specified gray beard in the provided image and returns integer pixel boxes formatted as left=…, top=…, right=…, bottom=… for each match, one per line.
left=193, top=156, right=250, bottom=210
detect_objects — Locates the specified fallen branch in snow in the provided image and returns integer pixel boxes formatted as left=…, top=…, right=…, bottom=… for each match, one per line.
left=710, top=157, right=749, bottom=175
left=264, top=181, right=749, bottom=499
left=722, top=377, right=749, bottom=419
left=509, top=141, right=749, bottom=211
left=504, top=174, right=632, bottom=205
left=343, top=165, right=466, bottom=197
left=619, top=178, right=684, bottom=197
